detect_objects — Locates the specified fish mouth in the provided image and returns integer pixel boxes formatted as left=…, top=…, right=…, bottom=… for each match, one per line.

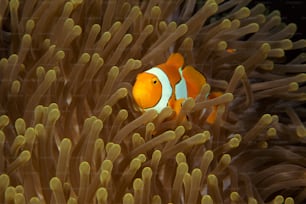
left=134, top=96, right=144, bottom=108
left=133, top=90, right=157, bottom=111
left=134, top=95, right=150, bottom=110
left=132, top=87, right=146, bottom=109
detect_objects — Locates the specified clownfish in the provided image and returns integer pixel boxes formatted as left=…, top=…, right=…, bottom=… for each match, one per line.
left=132, top=53, right=220, bottom=124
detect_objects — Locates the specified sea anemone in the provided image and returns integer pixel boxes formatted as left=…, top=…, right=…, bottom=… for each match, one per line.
left=1, top=0, right=306, bottom=203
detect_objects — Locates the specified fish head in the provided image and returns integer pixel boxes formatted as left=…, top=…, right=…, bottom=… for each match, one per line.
left=132, top=72, right=162, bottom=110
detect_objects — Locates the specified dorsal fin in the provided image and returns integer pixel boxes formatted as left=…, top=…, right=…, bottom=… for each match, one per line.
left=156, top=53, right=184, bottom=88
left=165, top=53, right=184, bottom=69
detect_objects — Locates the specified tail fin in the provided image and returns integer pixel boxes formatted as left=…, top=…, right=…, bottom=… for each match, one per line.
left=206, top=91, right=223, bottom=124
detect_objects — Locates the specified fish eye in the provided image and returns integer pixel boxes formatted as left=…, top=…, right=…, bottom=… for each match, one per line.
left=152, top=78, right=158, bottom=85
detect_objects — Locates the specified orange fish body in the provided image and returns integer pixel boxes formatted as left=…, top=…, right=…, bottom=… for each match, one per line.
left=132, top=53, right=218, bottom=123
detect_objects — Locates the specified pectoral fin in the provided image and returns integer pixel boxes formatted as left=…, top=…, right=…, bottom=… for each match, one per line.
left=173, top=98, right=185, bottom=115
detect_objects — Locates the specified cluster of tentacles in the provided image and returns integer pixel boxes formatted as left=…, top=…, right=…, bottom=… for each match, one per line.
left=0, top=0, right=306, bottom=203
